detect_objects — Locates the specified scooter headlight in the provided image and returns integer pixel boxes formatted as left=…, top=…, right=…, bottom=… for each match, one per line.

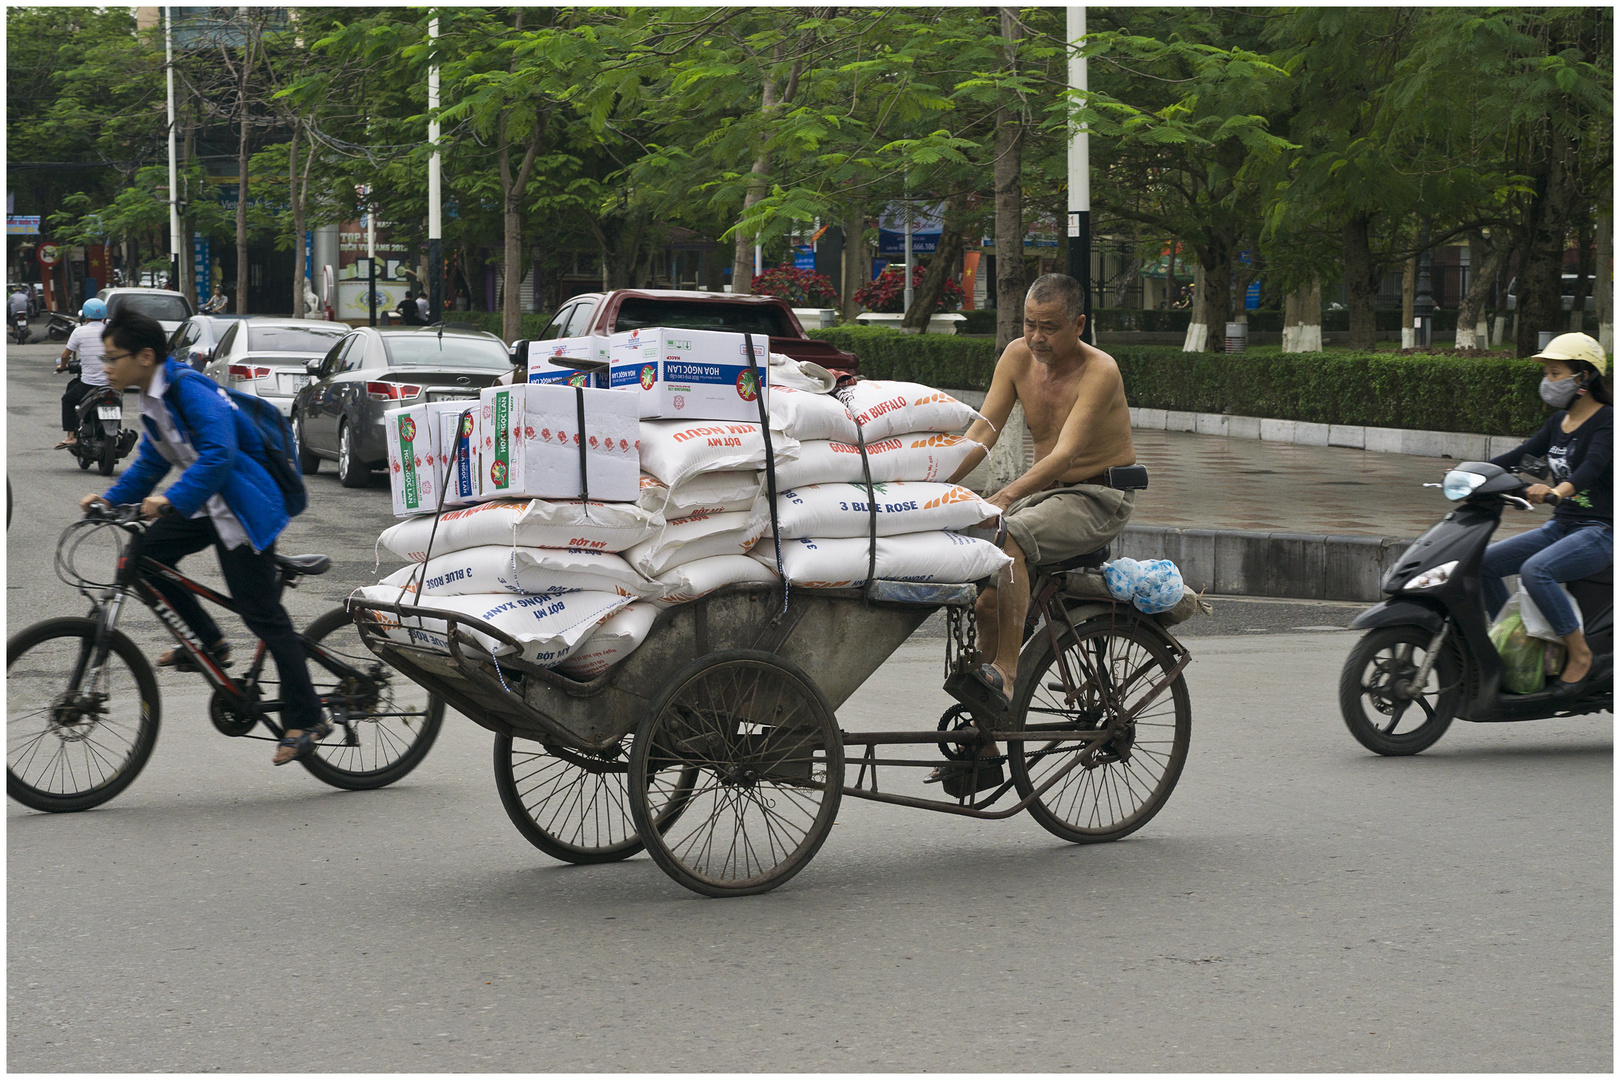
left=1404, top=560, right=1457, bottom=590
left=1442, top=470, right=1487, bottom=500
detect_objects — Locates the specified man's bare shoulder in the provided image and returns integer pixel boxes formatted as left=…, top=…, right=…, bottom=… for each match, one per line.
left=996, top=336, right=1035, bottom=372
left=1077, top=340, right=1120, bottom=374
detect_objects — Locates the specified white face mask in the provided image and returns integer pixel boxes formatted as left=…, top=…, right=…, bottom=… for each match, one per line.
left=1539, top=376, right=1581, bottom=409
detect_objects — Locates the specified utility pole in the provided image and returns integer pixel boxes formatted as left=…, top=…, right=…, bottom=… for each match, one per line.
left=1066, top=7, right=1091, bottom=343
left=166, top=7, right=181, bottom=293
left=428, top=15, right=442, bottom=324
left=903, top=195, right=915, bottom=317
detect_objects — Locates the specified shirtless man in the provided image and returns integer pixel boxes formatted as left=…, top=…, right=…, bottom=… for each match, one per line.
left=945, top=273, right=1137, bottom=709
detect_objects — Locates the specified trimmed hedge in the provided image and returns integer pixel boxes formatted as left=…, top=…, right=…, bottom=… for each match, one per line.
left=444, top=310, right=553, bottom=342
left=808, top=326, right=1543, bottom=435
left=960, top=308, right=997, bottom=335
left=946, top=306, right=1460, bottom=335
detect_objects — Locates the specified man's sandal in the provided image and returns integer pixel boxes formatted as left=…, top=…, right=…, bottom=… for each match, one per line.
left=273, top=720, right=333, bottom=766
left=157, top=641, right=232, bottom=673
left=943, top=662, right=1011, bottom=717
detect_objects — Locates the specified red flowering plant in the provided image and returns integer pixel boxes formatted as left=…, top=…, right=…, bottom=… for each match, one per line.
left=750, top=266, right=841, bottom=306
left=851, top=263, right=966, bottom=314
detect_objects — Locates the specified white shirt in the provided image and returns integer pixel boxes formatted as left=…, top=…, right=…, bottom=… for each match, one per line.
left=141, top=365, right=251, bottom=551
left=65, top=322, right=111, bottom=387
left=9, top=291, right=29, bottom=314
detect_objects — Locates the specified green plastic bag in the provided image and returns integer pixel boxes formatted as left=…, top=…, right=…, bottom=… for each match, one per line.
left=1490, top=608, right=1546, bottom=694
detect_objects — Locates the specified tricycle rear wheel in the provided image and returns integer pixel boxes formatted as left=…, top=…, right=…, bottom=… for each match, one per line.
left=628, top=649, right=843, bottom=897
left=493, top=734, right=695, bottom=864
left=1008, top=616, right=1191, bottom=844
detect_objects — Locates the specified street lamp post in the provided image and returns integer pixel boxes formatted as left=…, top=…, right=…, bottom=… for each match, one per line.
left=427, top=15, right=442, bottom=324
left=1067, top=7, right=1091, bottom=343
left=1414, top=220, right=1435, bottom=348
left=165, top=7, right=182, bottom=294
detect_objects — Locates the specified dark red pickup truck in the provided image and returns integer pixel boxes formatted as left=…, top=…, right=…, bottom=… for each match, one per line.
left=533, top=289, right=858, bottom=375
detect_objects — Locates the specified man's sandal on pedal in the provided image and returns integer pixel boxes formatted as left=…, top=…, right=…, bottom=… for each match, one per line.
left=156, top=640, right=232, bottom=673
left=943, top=662, right=1010, bottom=717
left=272, top=720, right=332, bottom=766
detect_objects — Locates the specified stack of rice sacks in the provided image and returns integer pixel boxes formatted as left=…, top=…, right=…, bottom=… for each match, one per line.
left=359, top=367, right=1007, bottom=680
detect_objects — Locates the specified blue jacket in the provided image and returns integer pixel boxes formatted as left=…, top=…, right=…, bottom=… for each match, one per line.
left=104, top=359, right=290, bottom=550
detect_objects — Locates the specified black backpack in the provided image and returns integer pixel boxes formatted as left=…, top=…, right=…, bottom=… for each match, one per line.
left=171, top=370, right=308, bottom=516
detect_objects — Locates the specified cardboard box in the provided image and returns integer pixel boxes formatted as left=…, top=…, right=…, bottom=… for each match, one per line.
left=526, top=336, right=607, bottom=387
left=475, top=383, right=641, bottom=502
left=606, top=327, right=769, bottom=422
left=435, top=402, right=479, bottom=509
left=384, top=405, right=443, bottom=517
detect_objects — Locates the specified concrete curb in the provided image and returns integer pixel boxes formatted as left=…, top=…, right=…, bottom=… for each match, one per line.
left=1116, top=525, right=1411, bottom=603
left=1128, top=407, right=1521, bottom=461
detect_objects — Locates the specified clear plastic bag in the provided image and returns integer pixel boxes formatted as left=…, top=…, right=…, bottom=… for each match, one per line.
left=1488, top=601, right=1546, bottom=694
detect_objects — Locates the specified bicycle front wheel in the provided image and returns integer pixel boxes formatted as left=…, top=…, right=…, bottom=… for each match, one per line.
left=297, top=607, right=443, bottom=790
left=8, top=617, right=161, bottom=812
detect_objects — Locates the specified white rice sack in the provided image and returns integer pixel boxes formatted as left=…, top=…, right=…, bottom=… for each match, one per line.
left=651, top=554, right=781, bottom=608
left=621, top=502, right=770, bottom=578
left=768, top=352, right=838, bottom=393
left=556, top=602, right=660, bottom=679
left=838, top=381, right=986, bottom=441
left=774, top=482, right=1000, bottom=540
left=768, top=385, right=859, bottom=443
left=637, top=471, right=761, bottom=516
left=351, top=586, right=632, bottom=667
left=772, top=433, right=986, bottom=488
left=379, top=498, right=659, bottom=562
left=637, top=420, right=799, bottom=488
left=754, top=531, right=1012, bottom=587
left=376, top=545, right=653, bottom=600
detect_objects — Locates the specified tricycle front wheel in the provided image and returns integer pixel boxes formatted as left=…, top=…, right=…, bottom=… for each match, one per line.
left=494, top=734, right=695, bottom=865
left=628, top=649, right=844, bottom=897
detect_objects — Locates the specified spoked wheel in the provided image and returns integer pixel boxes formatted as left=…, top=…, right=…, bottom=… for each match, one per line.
left=628, top=649, right=844, bottom=897
left=1339, top=625, right=1459, bottom=756
left=494, top=734, right=696, bottom=864
left=296, top=607, right=443, bottom=789
left=1007, top=615, right=1191, bottom=844
left=7, top=617, right=161, bottom=812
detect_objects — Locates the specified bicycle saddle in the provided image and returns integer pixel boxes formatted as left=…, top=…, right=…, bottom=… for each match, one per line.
left=276, top=553, right=332, bottom=576
left=1039, top=546, right=1109, bottom=574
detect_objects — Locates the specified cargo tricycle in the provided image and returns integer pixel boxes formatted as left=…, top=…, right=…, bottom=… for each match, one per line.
left=348, top=545, right=1194, bottom=897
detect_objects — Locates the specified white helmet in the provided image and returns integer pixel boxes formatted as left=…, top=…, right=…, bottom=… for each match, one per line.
left=1533, top=332, right=1607, bottom=376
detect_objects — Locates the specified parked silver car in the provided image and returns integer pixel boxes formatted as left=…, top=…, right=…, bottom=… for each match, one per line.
left=95, top=287, right=196, bottom=335
left=200, top=318, right=349, bottom=416
left=167, top=314, right=249, bottom=371
left=291, top=325, right=514, bottom=487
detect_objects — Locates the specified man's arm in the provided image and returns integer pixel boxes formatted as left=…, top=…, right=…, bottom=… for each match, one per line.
left=987, top=356, right=1123, bottom=507
left=944, top=346, right=1022, bottom=484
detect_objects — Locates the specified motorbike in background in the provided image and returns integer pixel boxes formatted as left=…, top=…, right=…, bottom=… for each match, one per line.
left=1339, top=458, right=1612, bottom=755
left=57, top=360, right=138, bottom=476
left=45, top=311, right=78, bottom=342
left=12, top=309, right=31, bottom=344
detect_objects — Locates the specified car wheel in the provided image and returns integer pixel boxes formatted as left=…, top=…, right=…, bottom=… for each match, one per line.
left=336, top=420, right=369, bottom=488
left=292, top=411, right=320, bottom=475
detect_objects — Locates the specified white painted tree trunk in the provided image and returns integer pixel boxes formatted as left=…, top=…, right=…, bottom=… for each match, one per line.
left=1400, top=256, right=1415, bottom=349
left=1181, top=262, right=1208, bottom=352
left=1281, top=278, right=1322, bottom=353
left=1596, top=212, right=1613, bottom=354
left=985, top=401, right=1027, bottom=494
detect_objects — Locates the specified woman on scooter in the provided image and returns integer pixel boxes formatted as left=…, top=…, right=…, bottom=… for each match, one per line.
left=1483, top=332, right=1613, bottom=697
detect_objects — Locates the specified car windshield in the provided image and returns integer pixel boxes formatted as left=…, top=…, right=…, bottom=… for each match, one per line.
left=382, top=333, right=510, bottom=369
left=248, top=325, right=347, bottom=354
left=111, top=293, right=192, bottom=323
left=613, top=298, right=793, bottom=337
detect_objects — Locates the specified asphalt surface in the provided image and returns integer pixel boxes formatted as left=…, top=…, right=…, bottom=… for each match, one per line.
left=6, top=340, right=1613, bottom=1071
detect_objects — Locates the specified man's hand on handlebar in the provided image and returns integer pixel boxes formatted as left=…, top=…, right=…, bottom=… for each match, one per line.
left=80, top=494, right=172, bottom=520
left=1525, top=483, right=1567, bottom=506
left=79, top=494, right=110, bottom=515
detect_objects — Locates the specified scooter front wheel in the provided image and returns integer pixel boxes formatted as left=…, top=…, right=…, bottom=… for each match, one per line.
left=1339, top=625, right=1460, bottom=756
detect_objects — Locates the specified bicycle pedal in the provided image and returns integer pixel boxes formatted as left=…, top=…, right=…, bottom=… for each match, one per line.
left=942, top=760, right=1004, bottom=798
left=943, top=669, right=1009, bottom=719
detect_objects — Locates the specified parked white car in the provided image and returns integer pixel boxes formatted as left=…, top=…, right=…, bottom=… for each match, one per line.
left=95, top=287, right=196, bottom=335
left=202, top=318, right=350, bottom=417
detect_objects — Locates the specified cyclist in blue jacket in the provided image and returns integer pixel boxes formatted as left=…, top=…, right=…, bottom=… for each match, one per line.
left=79, top=311, right=327, bottom=766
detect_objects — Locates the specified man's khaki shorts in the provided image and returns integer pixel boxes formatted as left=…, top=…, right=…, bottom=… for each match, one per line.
left=1003, top=484, right=1135, bottom=567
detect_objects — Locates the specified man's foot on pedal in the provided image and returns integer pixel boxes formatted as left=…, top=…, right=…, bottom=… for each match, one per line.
left=156, top=641, right=232, bottom=672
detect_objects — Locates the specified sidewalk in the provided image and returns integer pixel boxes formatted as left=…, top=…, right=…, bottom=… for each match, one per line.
left=961, top=427, right=1540, bottom=602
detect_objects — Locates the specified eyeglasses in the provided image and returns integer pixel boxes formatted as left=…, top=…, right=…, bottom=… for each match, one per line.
left=102, top=351, right=135, bottom=363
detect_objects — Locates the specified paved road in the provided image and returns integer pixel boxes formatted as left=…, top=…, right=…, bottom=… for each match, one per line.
left=6, top=343, right=1612, bottom=1070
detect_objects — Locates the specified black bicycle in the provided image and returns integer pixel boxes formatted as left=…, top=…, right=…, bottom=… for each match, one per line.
left=7, top=504, right=444, bottom=812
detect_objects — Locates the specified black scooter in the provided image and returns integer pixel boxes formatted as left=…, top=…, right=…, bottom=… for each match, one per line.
left=11, top=309, right=31, bottom=344
left=58, top=360, right=138, bottom=476
left=45, top=311, right=78, bottom=341
left=1340, top=459, right=1612, bottom=755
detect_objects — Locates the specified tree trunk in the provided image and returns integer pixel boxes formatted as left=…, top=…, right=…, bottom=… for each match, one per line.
left=1567, top=213, right=1593, bottom=332
left=1281, top=278, right=1322, bottom=353
left=840, top=207, right=865, bottom=322
left=1456, top=236, right=1510, bottom=350
left=1188, top=237, right=1232, bottom=353
left=1515, top=128, right=1577, bottom=357
left=1111, top=251, right=1142, bottom=308
left=1400, top=255, right=1416, bottom=349
left=289, top=122, right=304, bottom=318
left=991, top=8, right=1025, bottom=355
left=1596, top=211, right=1613, bottom=354
left=903, top=194, right=967, bottom=330
left=499, top=102, right=547, bottom=342
left=731, top=28, right=812, bottom=295
left=1341, top=214, right=1381, bottom=350
left=234, top=34, right=253, bottom=316
left=1181, top=263, right=1207, bottom=351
